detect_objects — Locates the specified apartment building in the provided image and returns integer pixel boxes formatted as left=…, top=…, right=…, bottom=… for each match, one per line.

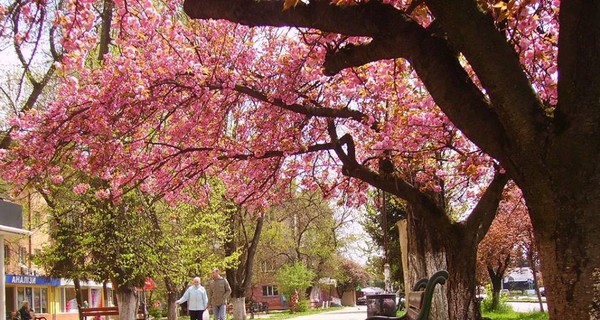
left=1, top=197, right=112, bottom=320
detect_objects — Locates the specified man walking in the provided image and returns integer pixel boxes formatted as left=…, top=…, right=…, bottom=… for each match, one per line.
left=208, top=268, right=231, bottom=320
left=176, top=277, right=208, bottom=320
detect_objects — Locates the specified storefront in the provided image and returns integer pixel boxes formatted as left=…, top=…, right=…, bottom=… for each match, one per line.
left=58, top=279, right=113, bottom=314
left=4, top=274, right=57, bottom=317
left=4, top=275, right=112, bottom=320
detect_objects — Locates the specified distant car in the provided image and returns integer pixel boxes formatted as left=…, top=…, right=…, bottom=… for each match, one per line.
left=357, top=296, right=367, bottom=305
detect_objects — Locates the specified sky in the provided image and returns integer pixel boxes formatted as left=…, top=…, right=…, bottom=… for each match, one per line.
left=335, top=204, right=375, bottom=266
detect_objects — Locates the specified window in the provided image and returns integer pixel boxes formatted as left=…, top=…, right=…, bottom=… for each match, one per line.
left=17, top=287, right=48, bottom=313
left=33, top=287, right=48, bottom=313
left=262, top=286, right=278, bottom=297
left=4, top=245, right=9, bottom=262
left=18, top=246, right=27, bottom=265
left=62, top=287, right=77, bottom=313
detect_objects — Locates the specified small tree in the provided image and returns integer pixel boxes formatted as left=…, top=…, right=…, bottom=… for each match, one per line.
left=335, top=258, right=370, bottom=298
left=477, top=183, right=530, bottom=311
left=275, top=262, right=316, bottom=311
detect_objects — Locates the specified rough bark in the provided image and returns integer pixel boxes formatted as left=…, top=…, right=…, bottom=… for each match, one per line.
left=165, top=277, right=180, bottom=320
left=445, top=232, right=481, bottom=320
left=407, top=208, right=483, bottom=319
left=231, top=297, right=247, bottom=320
left=115, top=285, right=139, bottom=320
left=181, top=1, right=600, bottom=319
left=406, top=209, right=448, bottom=320
left=531, top=195, right=600, bottom=320
left=224, top=207, right=264, bottom=320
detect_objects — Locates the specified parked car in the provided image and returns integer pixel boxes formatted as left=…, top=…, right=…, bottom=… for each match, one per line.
left=357, top=296, right=367, bottom=305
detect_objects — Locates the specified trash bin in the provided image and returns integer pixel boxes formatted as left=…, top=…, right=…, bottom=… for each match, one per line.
left=366, top=294, right=397, bottom=317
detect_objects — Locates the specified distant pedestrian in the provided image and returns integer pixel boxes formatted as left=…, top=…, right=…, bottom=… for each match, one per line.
left=19, top=301, right=34, bottom=320
left=177, top=276, right=209, bottom=320
left=207, top=268, right=231, bottom=320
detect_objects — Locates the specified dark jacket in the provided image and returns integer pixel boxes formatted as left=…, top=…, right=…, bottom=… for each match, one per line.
left=19, top=306, right=33, bottom=320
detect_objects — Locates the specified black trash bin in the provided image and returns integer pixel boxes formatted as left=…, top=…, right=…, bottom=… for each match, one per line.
left=366, top=294, right=397, bottom=317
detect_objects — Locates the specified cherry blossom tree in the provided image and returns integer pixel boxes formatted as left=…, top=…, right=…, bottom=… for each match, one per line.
left=177, top=1, right=599, bottom=319
left=0, top=0, right=508, bottom=318
left=3, top=0, right=596, bottom=319
left=476, top=182, right=529, bottom=310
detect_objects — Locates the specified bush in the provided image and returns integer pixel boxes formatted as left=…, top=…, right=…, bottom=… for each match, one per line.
left=481, top=287, right=512, bottom=313
left=297, top=299, right=309, bottom=313
left=148, top=306, right=163, bottom=319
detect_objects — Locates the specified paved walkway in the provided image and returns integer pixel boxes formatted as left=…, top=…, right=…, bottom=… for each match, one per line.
left=283, top=306, right=367, bottom=320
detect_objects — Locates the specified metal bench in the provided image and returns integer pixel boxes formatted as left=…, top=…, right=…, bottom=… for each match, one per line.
left=366, top=270, right=449, bottom=320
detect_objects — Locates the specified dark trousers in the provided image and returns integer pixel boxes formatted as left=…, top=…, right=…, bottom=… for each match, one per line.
left=189, top=309, right=205, bottom=320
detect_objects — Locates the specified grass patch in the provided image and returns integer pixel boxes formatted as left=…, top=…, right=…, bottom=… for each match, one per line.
left=483, top=310, right=549, bottom=320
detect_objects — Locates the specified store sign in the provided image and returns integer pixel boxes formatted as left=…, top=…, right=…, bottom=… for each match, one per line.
left=6, top=274, right=60, bottom=286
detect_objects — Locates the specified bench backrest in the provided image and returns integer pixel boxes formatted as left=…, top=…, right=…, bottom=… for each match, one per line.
left=405, top=270, right=449, bottom=320
left=80, top=306, right=146, bottom=319
left=80, top=307, right=119, bottom=316
left=406, top=290, right=424, bottom=319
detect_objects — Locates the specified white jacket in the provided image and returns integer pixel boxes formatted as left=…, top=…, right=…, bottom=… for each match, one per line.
left=177, top=284, right=208, bottom=311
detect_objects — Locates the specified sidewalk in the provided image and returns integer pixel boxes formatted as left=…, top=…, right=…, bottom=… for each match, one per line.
left=260, top=306, right=367, bottom=320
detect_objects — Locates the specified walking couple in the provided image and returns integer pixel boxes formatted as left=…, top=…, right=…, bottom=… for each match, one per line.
left=177, top=268, right=232, bottom=320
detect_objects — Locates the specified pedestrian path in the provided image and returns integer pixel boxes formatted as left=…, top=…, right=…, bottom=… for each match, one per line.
left=282, top=306, right=367, bottom=320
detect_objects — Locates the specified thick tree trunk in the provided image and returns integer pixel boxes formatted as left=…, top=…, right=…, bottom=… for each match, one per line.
left=407, top=210, right=483, bottom=319
left=446, top=237, right=481, bottom=320
left=165, top=277, right=179, bottom=320
left=406, top=211, right=447, bottom=319
left=231, top=297, right=247, bottom=320
left=115, top=285, right=139, bottom=320
left=530, top=194, right=600, bottom=320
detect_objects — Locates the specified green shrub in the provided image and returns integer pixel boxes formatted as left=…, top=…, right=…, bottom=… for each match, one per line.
left=148, top=306, right=163, bottom=319
left=297, top=299, right=309, bottom=312
left=481, top=287, right=512, bottom=313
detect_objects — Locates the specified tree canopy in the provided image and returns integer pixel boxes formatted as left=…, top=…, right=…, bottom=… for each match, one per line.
left=1, top=0, right=599, bottom=319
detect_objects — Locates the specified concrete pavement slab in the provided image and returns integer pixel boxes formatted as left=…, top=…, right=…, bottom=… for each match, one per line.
left=283, top=306, right=367, bottom=320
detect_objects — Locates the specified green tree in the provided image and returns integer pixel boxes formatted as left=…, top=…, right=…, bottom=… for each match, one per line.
left=362, top=191, right=406, bottom=292
left=275, top=262, right=316, bottom=299
left=35, top=172, right=233, bottom=320
left=257, top=190, right=349, bottom=277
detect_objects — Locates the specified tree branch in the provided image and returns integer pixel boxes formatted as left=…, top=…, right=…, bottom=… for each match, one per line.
left=98, top=0, right=114, bottom=61
left=183, top=0, right=511, bottom=174
left=326, top=120, right=449, bottom=222
left=425, top=0, right=547, bottom=158
left=557, top=1, right=600, bottom=131
left=463, top=170, right=509, bottom=243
